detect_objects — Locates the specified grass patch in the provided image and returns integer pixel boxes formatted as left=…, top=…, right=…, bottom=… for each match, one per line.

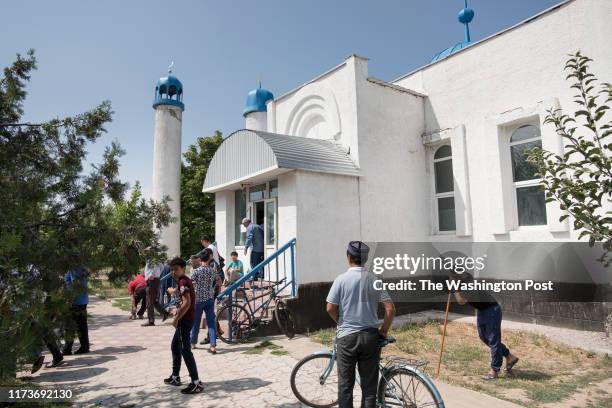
left=90, top=278, right=128, bottom=300
left=243, top=340, right=284, bottom=355
left=310, top=322, right=612, bottom=407
left=111, top=297, right=132, bottom=312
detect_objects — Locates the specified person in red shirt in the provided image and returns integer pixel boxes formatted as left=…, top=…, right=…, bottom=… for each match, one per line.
left=163, top=257, right=203, bottom=394
left=127, top=274, right=147, bottom=319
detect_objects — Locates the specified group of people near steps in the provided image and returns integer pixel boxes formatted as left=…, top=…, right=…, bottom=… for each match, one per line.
left=327, top=241, right=520, bottom=408
left=127, top=222, right=258, bottom=395
left=127, top=224, right=517, bottom=400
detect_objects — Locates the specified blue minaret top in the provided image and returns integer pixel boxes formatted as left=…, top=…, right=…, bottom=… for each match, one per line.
left=430, top=0, right=475, bottom=63
left=153, top=62, right=185, bottom=111
left=243, top=82, right=274, bottom=117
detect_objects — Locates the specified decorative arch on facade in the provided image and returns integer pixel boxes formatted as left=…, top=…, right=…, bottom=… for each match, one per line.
left=284, top=83, right=341, bottom=141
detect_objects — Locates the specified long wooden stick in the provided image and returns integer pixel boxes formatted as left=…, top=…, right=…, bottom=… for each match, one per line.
left=436, top=292, right=452, bottom=377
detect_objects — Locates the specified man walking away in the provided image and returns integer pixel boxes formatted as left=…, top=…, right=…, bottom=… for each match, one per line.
left=451, top=272, right=519, bottom=380
left=63, top=265, right=90, bottom=355
left=326, top=241, right=395, bottom=408
left=128, top=273, right=147, bottom=319
left=163, top=257, right=204, bottom=394
left=142, top=247, right=168, bottom=326
left=190, top=252, right=221, bottom=353
left=241, top=218, right=265, bottom=279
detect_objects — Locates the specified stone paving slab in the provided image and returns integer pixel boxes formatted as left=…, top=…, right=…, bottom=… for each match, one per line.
left=31, top=297, right=521, bottom=407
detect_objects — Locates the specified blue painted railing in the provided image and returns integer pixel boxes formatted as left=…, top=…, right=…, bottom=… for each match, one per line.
left=159, top=270, right=176, bottom=309
left=217, top=238, right=296, bottom=342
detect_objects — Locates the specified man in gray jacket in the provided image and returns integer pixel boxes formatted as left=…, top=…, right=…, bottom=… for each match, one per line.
left=242, top=218, right=265, bottom=277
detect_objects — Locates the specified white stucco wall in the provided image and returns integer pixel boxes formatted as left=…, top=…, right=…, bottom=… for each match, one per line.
left=152, top=105, right=182, bottom=257
left=245, top=111, right=267, bottom=131
left=294, top=170, right=361, bottom=283
left=393, top=0, right=612, bottom=242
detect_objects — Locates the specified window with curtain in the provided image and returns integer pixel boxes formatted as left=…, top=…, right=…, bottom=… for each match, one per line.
left=509, top=124, right=547, bottom=226
left=433, top=145, right=455, bottom=232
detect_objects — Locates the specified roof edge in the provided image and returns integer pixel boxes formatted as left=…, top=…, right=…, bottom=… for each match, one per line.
left=392, top=0, right=574, bottom=83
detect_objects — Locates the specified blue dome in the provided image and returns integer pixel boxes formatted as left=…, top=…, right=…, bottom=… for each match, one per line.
left=458, top=7, right=474, bottom=24
left=243, top=85, right=274, bottom=117
left=153, top=74, right=184, bottom=110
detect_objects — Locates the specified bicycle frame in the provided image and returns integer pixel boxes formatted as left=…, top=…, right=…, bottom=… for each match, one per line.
left=314, top=339, right=445, bottom=408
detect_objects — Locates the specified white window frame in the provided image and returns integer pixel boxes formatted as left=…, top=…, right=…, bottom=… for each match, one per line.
left=508, top=124, right=547, bottom=229
left=432, top=144, right=456, bottom=234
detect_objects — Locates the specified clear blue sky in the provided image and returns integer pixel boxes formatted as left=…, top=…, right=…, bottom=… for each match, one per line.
left=1, top=0, right=560, bottom=197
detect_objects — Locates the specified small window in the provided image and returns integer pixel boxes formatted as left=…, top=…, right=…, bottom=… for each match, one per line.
left=509, top=125, right=547, bottom=226
left=433, top=145, right=455, bottom=232
left=249, top=183, right=267, bottom=202
left=269, top=180, right=278, bottom=198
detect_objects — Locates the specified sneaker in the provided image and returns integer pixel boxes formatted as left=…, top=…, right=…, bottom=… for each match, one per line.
left=31, top=356, right=45, bottom=374
left=46, top=357, right=65, bottom=368
left=141, top=322, right=155, bottom=327
left=163, top=375, right=181, bottom=386
left=75, top=347, right=90, bottom=355
left=180, top=381, right=203, bottom=394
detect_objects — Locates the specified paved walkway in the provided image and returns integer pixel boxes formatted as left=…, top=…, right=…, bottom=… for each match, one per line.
left=31, top=297, right=521, bottom=407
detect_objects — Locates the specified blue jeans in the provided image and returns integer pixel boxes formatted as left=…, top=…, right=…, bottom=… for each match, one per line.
left=477, top=303, right=509, bottom=371
left=190, top=299, right=216, bottom=346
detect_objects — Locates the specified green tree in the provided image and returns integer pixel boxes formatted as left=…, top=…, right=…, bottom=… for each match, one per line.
left=528, top=52, right=611, bottom=265
left=0, top=50, right=171, bottom=378
left=180, top=131, right=223, bottom=256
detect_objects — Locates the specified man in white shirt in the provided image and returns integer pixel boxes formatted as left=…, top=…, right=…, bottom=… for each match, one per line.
left=142, top=247, right=169, bottom=326
left=200, top=236, right=219, bottom=265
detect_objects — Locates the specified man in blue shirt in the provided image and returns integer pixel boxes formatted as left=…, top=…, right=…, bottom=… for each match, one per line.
left=63, top=266, right=90, bottom=355
left=326, top=241, right=395, bottom=408
left=242, top=218, right=265, bottom=278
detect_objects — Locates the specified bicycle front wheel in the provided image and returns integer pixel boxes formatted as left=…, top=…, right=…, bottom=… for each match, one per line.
left=377, top=367, right=444, bottom=408
left=273, top=299, right=296, bottom=339
left=290, top=353, right=338, bottom=408
left=215, top=302, right=252, bottom=344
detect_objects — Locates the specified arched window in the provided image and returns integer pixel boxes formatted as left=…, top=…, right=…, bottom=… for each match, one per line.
left=509, top=125, right=547, bottom=226
left=433, top=145, right=455, bottom=232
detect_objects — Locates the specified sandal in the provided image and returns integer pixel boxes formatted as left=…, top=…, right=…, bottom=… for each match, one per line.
left=506, top=357, right=519, bottom=373
left=482, top=373, right=498, bottom=381
left=208, top=347, right=217, bottom=354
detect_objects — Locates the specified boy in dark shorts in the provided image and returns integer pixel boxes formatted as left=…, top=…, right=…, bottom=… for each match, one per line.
left=163, top=257, right=203, bottom=394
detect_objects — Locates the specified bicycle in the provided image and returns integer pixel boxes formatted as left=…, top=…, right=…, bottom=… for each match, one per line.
left=216, top=277, right=296, bottom=343
left=290, top=336, right=445, bottom=408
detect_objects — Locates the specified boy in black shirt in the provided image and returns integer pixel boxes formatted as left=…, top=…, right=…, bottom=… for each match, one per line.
left=451, top=272, right=519, bottom=380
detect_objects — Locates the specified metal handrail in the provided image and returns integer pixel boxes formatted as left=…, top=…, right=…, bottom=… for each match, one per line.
left=216, top=238, right=296, bottom=343
left=217, top=237, right=297, bottom=300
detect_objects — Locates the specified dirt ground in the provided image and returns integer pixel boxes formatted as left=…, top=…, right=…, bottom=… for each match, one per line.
left=316, top=322, right=612, bottom=408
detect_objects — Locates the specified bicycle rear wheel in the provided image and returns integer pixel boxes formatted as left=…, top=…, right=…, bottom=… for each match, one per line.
left=273, top=299, right=296, bottom=339
left=377, top=367, right=444, bottom=407
left=215, top=302, right=252, bottom=344
left=290, top=353, right=338, bottom=408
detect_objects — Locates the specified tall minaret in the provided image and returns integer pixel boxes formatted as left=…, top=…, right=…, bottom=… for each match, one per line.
left=152, top=64, right=184, bottom=257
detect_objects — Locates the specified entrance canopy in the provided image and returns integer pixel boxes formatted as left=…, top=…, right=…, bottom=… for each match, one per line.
left=203, top=129, right=360, bottom=192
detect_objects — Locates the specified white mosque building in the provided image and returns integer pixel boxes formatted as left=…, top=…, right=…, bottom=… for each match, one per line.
left=197, top=0, right=611, bottom=328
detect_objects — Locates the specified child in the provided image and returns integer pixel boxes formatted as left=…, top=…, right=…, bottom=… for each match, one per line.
left=224, top=251, right=244, bottom=284
left=163, top=257, right=203, bottom=394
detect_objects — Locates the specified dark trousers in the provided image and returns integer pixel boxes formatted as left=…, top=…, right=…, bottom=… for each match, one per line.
left=132, top=286, right=147, bottom=317
left=477, top=303, right=509, bottom=371
left=250, top=251, right=264, bottom=279
left=171, top=319, right=199, bottom=382
left=337, top=329, right=380, bottom=408
left=64, top=304, right=89, bottom=352
left=146, top=278, right=165, bottom=323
